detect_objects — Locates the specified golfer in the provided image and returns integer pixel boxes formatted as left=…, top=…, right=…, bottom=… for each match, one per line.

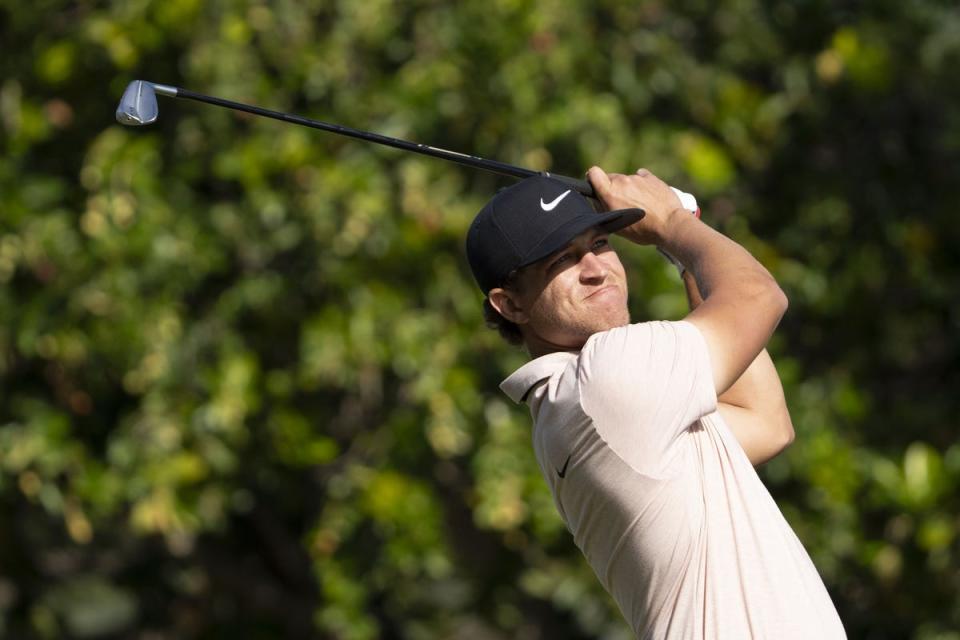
left=466, top=168, right=846, bottom=638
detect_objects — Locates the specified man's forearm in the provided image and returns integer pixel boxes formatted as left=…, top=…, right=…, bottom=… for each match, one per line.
left=658, top=211, right=787, bottom=395
left=663, top=211, right=782, bottom=304
left=587, top=168, right=786, bottom=395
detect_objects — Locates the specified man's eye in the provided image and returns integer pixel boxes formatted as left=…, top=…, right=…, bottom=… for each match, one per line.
left=551, top=254, right=572, bottom=269
left=593, top=238, right=609, bottom=249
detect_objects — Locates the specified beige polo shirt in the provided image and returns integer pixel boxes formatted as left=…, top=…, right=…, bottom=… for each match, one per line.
left=501, top=320, right=846, bottom=639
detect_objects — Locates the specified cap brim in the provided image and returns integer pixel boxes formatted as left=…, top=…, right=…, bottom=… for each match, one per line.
left=518, top=207, right=645, bottom=270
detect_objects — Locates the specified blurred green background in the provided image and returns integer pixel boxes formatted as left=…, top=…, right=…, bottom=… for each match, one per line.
left=1, top=0, right=958, bottom=638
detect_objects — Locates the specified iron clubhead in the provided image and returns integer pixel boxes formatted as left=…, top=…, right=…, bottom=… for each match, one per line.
left=116, top=80, right=158, bottom=125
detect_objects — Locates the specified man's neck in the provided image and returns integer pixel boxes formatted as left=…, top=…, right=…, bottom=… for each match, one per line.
left=526, top=337, right=585, bottom=359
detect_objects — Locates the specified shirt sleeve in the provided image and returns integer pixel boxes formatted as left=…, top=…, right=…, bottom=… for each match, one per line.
left=578, top=320, right=718, bottom=476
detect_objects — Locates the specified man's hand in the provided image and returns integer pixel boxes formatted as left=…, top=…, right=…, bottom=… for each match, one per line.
left=586, top=167, right=686, bottom=245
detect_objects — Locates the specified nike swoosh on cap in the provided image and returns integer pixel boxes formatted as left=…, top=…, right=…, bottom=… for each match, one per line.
left=540, top=190, right=571, bottom=211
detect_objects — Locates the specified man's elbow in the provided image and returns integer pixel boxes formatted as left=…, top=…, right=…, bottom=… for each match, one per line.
left=774, top=286, right=789, bottom=326
left=777, top=412, right=795, bottom=453
left=761, top=277, right=789, bottom=321
left=754, top=415, right=795, bottom=467
left=774, top=284, right=788, bottom=316
left=741, top=274, right=788, bottom=325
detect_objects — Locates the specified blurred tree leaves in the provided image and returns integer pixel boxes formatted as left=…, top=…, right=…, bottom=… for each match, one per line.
left=1, top=0, right=958, bottom=638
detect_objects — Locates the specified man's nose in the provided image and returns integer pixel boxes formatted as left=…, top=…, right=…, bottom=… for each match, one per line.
left=579, top=252, right=608, bottom=282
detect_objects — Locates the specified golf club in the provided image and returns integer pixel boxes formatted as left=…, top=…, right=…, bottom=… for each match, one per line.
left=116, top=80, right=596, bottom=198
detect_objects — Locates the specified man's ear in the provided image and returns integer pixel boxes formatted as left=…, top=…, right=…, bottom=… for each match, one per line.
left=488, top=287, right=529, bottom=324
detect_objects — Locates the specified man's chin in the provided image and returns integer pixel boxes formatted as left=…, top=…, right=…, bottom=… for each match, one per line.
left=528, top=307, right=630, bottom=350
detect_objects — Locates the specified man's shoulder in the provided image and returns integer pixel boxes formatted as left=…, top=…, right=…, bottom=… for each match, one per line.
left=579, top=320, right=706, bottom=388
left=583, top=319, right=679, bottom=359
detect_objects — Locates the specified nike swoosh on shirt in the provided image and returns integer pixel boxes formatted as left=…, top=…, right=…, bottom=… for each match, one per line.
left=540, top=190, right=571, bottom=211
left=556, top=454, right=572, bottom=479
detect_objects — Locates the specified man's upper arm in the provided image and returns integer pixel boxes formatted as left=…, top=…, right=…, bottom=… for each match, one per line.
left=684, top=278, right=788, bottom=396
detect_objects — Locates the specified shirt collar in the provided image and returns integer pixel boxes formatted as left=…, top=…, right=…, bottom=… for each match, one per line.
left=500, top=351, right=578, bottom=404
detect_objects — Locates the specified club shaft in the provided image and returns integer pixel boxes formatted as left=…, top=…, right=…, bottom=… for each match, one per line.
left=169, top=86, right=595, bottom=198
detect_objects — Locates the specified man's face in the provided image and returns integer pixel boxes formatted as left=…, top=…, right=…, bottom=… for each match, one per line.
left=496, top=227, right=631, bottom=350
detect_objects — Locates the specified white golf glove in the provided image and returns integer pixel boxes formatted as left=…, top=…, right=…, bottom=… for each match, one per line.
left=657, top=186, right=700, bottom=277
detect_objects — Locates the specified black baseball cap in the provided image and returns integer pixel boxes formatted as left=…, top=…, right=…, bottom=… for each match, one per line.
left=466, top=176, right=644, bottom=293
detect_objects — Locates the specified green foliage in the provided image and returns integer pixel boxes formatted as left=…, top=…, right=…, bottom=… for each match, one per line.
left=1, top=0, right=958, bottom=637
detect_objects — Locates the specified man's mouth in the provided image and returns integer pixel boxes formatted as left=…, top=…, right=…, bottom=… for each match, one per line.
left=584, top=285, right=618, bottom=300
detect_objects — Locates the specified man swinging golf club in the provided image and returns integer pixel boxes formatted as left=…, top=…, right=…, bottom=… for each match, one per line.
left=466, top=168, right=846, bottom=638
left=115, top=80, right=845, bottom=635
